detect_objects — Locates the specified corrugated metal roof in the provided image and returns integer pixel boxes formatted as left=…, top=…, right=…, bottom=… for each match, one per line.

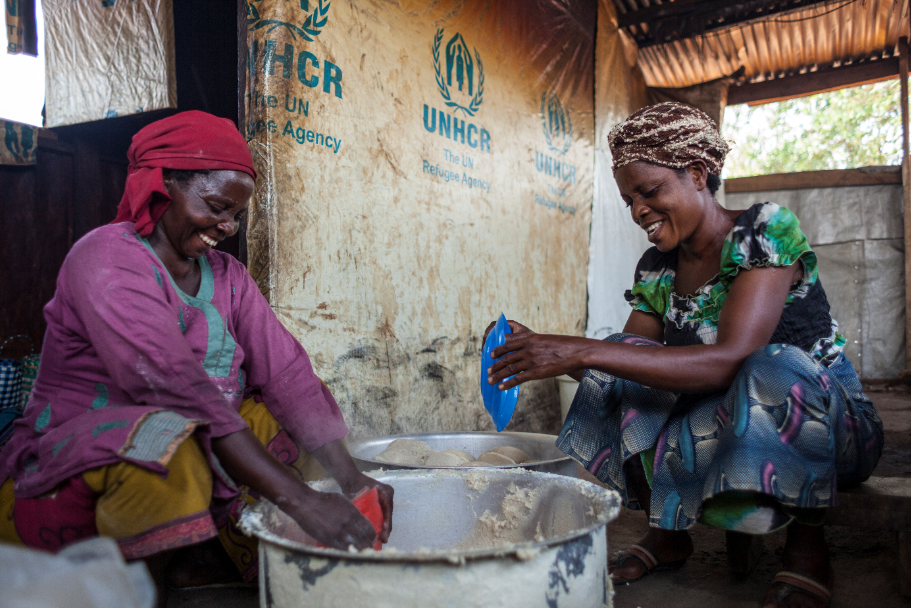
left=613, top=0, right=909, bottom=89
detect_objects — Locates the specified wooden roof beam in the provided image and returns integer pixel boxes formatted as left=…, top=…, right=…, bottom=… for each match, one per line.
left=727, top=57, right=900, bottom=105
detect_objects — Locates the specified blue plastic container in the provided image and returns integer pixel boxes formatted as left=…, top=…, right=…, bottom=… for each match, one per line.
left=480, top=314, right=520, bottom=432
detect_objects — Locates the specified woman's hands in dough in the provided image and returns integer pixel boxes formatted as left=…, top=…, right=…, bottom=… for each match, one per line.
left=311, top=439, right=394, bottom=544
left=212, top=430, right=393, bottom=551
left=280, top=472, right=393, bottom=550
left=283, top=488, right=381, bottom=551
left=343, top=474, right=394, bottom=543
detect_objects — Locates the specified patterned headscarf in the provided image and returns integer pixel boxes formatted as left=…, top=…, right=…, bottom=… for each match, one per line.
left=112, top=111, right=256, bottom=237
left=608, top=102, right=731, bottom=175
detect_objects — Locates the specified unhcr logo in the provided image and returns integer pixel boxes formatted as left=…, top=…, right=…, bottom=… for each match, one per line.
left=247, top=0, right=329, bottom=42
left=432, top=29, right=484, bottom=117
left=541, top=92, right=572, bottom=155
left=535, top=91, right=575, bottom=183
left=245, top=0, right=343, bottom=101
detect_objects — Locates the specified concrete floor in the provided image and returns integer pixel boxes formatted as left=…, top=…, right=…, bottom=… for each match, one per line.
left=168, top=386, right=911, bottom=608
left=608, top=499, right=903, bottom=608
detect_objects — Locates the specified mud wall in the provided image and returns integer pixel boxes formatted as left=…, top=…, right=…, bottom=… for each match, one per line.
left=244, top=0, right=641, bottom=438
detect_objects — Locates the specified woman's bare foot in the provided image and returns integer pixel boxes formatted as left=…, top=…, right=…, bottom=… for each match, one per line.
left=763, top=523, right=833, bottom=608
left=609, top=526, right=694, bottom=582
left=611, top=458, right=693, bottom=582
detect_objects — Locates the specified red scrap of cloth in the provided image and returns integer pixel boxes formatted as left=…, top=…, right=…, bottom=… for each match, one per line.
left=112, top=110, right=257, bottom=237
left=13, top=475, right=98, bottom=552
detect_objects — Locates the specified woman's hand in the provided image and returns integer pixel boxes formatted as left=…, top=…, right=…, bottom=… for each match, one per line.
left=281, top=486, right=380, bottom=551
left=340, top=474, right=394, bottom=543
left=486, top=326, right=593, bottom=390
left=212, top=430, right=393, bottom=550
left=482, top=319, right=532, bottom=344
left=311, top=439, right=394, bottom=543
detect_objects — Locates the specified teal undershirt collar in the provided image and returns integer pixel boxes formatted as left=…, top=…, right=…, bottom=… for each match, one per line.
left=138, top=236, right=237, bottom=378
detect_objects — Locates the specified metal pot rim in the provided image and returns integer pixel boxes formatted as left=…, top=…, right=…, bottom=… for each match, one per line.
left=239, top=468, right=621, bottom=563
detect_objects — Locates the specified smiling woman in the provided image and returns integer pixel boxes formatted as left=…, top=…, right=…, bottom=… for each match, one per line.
left=485, top=102, right=883, bottom=608
left=0, top=111, right=392, bottom=606
left=149, top=169, right=253, bottom=295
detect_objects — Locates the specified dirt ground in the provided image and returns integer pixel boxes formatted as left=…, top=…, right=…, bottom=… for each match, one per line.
left=609, top=385, right=911, bottom=608
left=168, top=386, right=911, bottom=608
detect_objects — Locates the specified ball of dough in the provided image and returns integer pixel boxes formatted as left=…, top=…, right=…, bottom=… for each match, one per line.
left=374, top=439, right=433, bottom=465
left=424, top=451, right=469, bottom=467
left=440, top=448, right=474, bottom=463
left=462, top=460, right=492, bottom=467
left=477, top=451, right=516, bottom=466
left=483, top=446, right=530, bottom=464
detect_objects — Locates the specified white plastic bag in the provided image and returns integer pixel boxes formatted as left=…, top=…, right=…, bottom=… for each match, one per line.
left=0, top=537, right=155, bottom=608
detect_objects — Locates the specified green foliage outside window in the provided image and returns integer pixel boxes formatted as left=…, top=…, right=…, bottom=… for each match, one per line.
left=722, top=79, right=903, bottom=179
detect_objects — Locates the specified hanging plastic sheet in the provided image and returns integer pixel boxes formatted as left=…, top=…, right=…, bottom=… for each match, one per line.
left=727, top=182, right=905, bottom=379
left=244, top=0, right=618, bottom=437
left=585, top=0, right=649, bottom=341
left=42, top=0, right=177, bottom=128
left=5, top=0, right=37, bottom=56
left=1, top=120, right=37, bottom=165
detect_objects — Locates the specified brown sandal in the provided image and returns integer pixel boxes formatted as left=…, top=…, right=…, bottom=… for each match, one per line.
left=765, top=570, right=833, bottom=607
left=609, top=543, right=687, bottom=584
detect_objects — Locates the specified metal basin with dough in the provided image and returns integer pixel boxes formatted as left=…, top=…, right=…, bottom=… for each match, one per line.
left=239, top=468, right=621, bottom=608
left=348, top=431, right=578, bottom=476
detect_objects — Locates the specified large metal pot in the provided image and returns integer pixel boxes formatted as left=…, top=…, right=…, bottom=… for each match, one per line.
left=347, top=431, right=578, bottom=477
left=239, top=468, right=621, bottom=608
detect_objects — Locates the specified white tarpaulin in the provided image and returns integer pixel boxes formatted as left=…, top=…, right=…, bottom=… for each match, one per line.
left=42, top=0, right=176, bottom=128
left=728, top=183, right=905, bottom=379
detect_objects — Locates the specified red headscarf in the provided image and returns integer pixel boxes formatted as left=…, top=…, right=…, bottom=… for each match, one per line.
left=112, top=110, right=257, bottom=237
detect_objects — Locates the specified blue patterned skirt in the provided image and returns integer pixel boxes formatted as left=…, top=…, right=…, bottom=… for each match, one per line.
left=556, top=334, right=884, bottom=533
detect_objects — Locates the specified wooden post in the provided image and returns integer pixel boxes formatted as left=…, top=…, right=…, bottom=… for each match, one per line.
left=901, top=36, right=911, bottom=371
left=900, top=531, right=911, bottom=597
left=237, top=0, right=249, bottom=267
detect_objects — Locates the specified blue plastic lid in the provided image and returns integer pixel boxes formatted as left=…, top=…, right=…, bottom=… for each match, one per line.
left=480, top=313, right=520, bottom=432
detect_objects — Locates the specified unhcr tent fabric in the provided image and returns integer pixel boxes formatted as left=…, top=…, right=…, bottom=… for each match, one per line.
left=244, top=0, right=602, bottom=437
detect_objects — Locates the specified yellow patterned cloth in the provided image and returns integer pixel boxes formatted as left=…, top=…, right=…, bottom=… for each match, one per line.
left=0, top=398, right=320, bottom=581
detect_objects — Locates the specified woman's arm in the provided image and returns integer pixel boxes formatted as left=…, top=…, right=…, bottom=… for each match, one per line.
left=622, top=310, right=665, bottom=341
left=488, top=264, right=797, bottom=394
left=227, top=266, right=393, bottom=546
left=212, top=430, right=383, bottom=550
left=482, top=310, right=665, bottom=382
